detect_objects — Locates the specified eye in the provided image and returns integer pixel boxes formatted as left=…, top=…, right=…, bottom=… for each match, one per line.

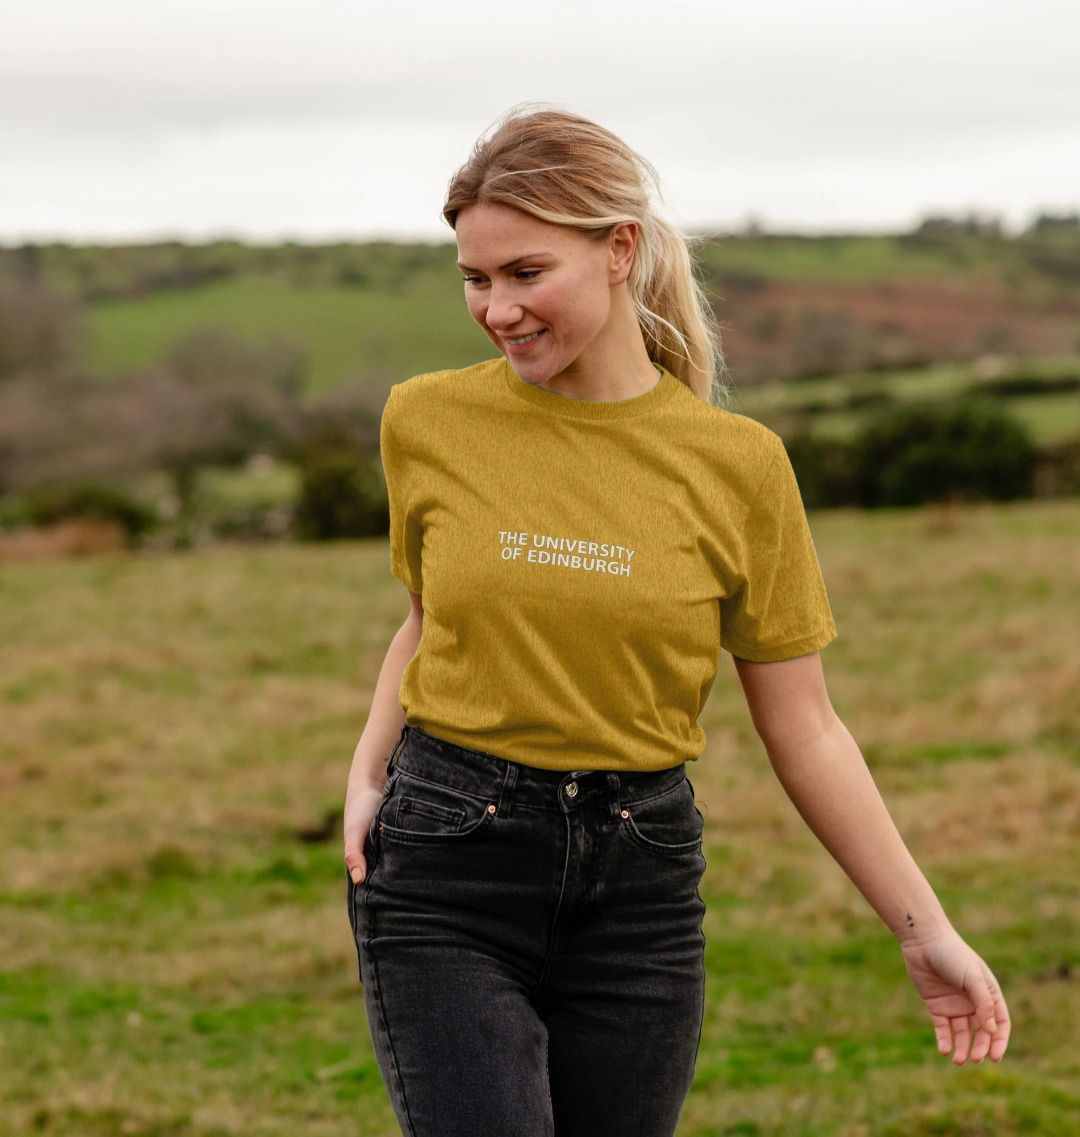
left=515, top=269, right=541, bottom=280
left=461, top=275, right=486, bottom=286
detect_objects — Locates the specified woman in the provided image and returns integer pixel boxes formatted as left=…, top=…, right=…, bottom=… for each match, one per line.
left=343, top=106, right=1010, bottom=1137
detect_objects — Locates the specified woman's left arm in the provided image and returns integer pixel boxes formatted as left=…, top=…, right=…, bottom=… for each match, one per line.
left=733, top=651, right=1012, bottom=1065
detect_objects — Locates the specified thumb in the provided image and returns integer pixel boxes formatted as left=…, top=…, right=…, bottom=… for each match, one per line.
left=967, top=965, right=998, bottom=1033
left=344, top=847, right=367, bottom=885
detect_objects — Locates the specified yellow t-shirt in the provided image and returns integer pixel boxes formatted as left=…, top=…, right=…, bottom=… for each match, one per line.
left=380, top=357, right=837, bottom=773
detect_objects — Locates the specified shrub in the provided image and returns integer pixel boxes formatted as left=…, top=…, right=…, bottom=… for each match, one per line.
left=790, top=309, right=865, bottom=378
left=852, top=398, right=1036, bottom=507
left=293, top=438, right=387, bottom=540
left=964, top=373, right=1080, bottom=398
left=1033, top=439, right=1080, bottom=498
left=21, top=483, right=156, bottom=540
left=785, top=432, right=858, bottom=509
left=0, top=355, right=303, bottom=501
left=0, top=280, right=82, bottom=379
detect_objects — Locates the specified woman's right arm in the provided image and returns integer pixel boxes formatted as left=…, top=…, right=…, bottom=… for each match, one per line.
left=343, top=590, right=423, bottom=884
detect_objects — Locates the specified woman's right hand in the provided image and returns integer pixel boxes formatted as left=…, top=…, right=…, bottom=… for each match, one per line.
left=344, top=782, right=386, bottom=884
left=900, top=929, right=1012, bottom=1064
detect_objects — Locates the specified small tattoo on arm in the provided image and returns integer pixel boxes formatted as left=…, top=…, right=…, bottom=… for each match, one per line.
left=906, top=913, right=916, bottom=929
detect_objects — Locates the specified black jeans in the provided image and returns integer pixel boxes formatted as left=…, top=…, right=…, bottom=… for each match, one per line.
left=346, top=723, right=707, bottom=1137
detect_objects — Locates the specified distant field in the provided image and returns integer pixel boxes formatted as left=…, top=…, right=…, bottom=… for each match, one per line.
left=731, top=357, right=1080, bottom=445
left=694, top=233, right=1009, bottom=285
left=84, top=265, right=1080, bottom=448
left=1, top=500, right=1077, bottom=1135
left=86, top=268, right=491, bottom=393
left=76, top=230, right=1080, bottom=394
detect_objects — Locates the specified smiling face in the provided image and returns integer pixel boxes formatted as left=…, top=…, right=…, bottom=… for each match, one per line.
left=454, top=201, right=629, bottom=387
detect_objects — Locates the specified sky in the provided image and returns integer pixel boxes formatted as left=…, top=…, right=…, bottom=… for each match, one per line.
left=2, top=0, right=1078, bottom=243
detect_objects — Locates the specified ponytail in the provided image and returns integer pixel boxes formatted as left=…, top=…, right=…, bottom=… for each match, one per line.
left=630, top=216, right=729, bottom=405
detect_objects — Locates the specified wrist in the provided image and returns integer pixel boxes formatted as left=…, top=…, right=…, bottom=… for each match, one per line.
left=894, top=911, right=955, bottom=947
left=347, top=767, right=388, bottom=799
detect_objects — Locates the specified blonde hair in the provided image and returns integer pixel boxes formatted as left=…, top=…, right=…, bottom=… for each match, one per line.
left=443, top=105, right=730, bottom=406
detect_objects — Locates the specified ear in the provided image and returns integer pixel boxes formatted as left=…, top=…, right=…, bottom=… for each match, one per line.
left=607, top=222, right=639, bottom=285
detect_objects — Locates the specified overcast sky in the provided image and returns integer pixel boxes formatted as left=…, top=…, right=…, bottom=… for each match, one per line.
left=3, top=0, right=1078, bottom=242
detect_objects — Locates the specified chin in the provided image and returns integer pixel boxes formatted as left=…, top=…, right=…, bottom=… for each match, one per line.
left=506, top=356, right=563, bottom=387
left=505, top=360, right=541, bottom=384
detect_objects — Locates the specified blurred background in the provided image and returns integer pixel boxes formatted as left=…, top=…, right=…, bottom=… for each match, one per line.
left=1, top=3, right=1077, bottom=1135
left=2, top=0, right=1079, bottom=548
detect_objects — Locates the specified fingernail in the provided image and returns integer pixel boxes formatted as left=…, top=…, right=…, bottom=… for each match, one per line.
left=985, top=1018, right=997, bottom=1033
left=351, top=869, right=363, bottom=884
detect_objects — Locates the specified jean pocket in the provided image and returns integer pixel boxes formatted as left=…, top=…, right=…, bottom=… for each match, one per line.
left=619, top=779, right=703, bottom=859
left=377, top=772, right=496, bottom=845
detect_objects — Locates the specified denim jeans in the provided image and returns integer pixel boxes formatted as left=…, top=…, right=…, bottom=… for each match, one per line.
left=346, top=723, right=707, bottom=1137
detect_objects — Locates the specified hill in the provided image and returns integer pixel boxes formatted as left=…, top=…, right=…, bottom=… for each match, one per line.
left=2, top=216, right=1077, bottom=392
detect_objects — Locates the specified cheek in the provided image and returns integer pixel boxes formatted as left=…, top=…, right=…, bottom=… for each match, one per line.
left=464, top=292, right=488, bottom=328
left=570, top=283, right=611, bottom=338
left=563, top=264, right=610, bottom=325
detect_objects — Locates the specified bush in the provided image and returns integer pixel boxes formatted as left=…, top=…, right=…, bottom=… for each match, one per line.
left=852, top=398, right=1036, bottom=507
left=21, top=483, right=156, bottom=539
left=293, top=439, right=387, bottom=540
left=964, top=373, right=1080, bottom=397
left=785, top=432, right=858, bottom=509
left=0, top=280, right=82, bottom=379
left=207, top=503, right=293, bottom=542
left=1033, top=439, right=1080, bottom=498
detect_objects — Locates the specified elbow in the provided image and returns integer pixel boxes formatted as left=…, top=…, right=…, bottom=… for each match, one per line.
left=734, top=651, right=844, bottom=764
left=759, top=704, right=846, bottom=771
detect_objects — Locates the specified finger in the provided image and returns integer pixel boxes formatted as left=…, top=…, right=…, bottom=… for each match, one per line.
left=966, top=965, right=1000, bottom=1036
left=951, top=1016, right=973, bottom=1066
left=931, top=1013, right=953, bottom=1057
left=343, top=847, right=367, bottom=884
left=969, top=1022, right=992, bottom=1064
left=970, top=961, right=1011, bottom=1063
left=988, top=993, right=1012, bottom=1062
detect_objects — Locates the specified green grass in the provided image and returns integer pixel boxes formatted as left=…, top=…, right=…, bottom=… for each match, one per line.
left=696, top=233, right=1006, bottom=285
left=1, top=501, right=1078, bottom=1135
left=731, top=357, right=1080, bottom=445
left=86, top=269, right=491, bottom=393
left=77, top=234, right=1079, bottom=397
left=1007, top=391, right=1080, bottom=443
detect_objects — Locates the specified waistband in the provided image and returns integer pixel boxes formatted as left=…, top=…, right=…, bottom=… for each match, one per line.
left=384, top=723, right=688, bottom=816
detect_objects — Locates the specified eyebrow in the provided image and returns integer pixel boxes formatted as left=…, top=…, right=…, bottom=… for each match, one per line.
left=456, top=253, right=550, bottom=272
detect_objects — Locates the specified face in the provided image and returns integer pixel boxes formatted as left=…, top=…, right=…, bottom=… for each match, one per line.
left=454, top=201, right=633, bottom=386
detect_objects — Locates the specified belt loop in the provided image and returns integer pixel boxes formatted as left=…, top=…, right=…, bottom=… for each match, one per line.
left=385, top=723, right=409, bottom=774
left=606, top=771, right=622, bottom=822
left=496, top=760, right=518, bottom=817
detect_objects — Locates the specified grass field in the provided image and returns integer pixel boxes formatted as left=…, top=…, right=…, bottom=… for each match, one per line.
left=77, top=231, right=1079, bottom=399
left=85, top=268, right=491, bottom=393
left=729, top=358, right=1080, bottom=446
left=76, top=233, right=1006, bottom=388
left=1, top=501, right=1078, bottom=1136
left=81, top=266, right=1080, bottom=454
left=694, top=233, right=1009, bottom=286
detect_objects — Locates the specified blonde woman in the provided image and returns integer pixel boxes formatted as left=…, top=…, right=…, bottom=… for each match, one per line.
left=343, top=107, right=1011, bottom=1137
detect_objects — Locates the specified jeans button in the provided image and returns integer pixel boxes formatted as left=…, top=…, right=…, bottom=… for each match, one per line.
left=564, top=781, right=578, bottom=798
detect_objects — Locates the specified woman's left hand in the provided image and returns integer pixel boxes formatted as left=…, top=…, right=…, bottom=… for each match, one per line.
left=899, top=929, right=1011, bottom=1064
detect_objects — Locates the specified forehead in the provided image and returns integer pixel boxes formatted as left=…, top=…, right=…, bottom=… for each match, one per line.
left=454, top=201, right=586, bottom=265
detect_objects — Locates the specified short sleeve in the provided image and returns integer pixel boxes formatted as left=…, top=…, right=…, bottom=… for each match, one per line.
left=379, top=387, right=423, bottom=593
left=719, top=438, right=837, bottom=662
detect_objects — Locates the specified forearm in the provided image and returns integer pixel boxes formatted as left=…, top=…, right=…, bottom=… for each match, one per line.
left=764, top=711, right=952, bottom=944
left=346, top=616, right=421, bottom=794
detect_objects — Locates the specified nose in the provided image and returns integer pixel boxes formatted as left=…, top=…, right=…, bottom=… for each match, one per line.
left=484, top=283, right=524, bottom=331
